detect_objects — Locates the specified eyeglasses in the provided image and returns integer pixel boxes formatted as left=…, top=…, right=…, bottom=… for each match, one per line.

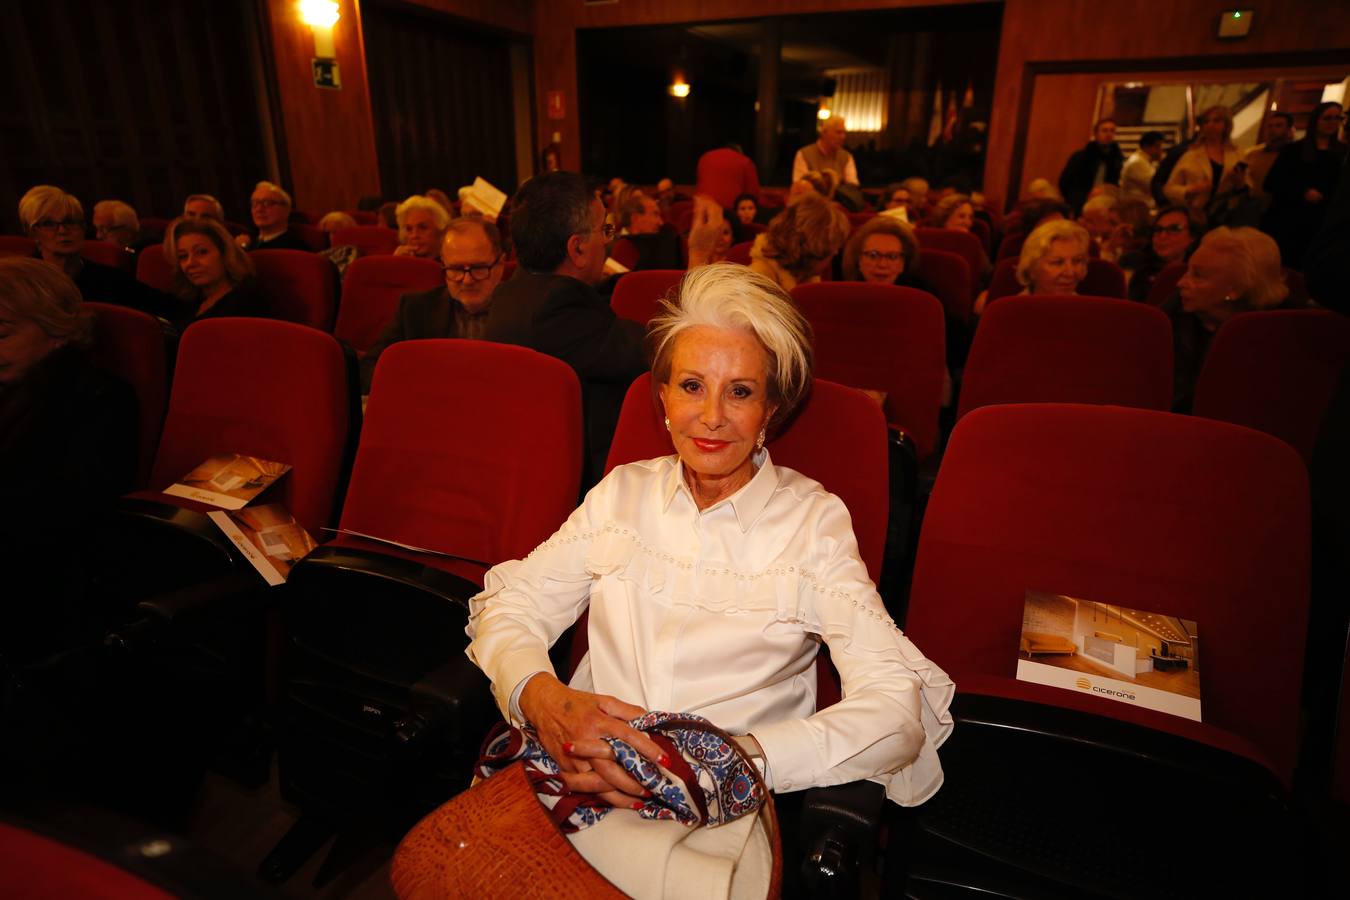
left=251, top=198, right=285, bottom=209
left=1321, top=113, right=1347, bottom=122
left=1151, top=224, right=1189, bottom=235
left=860, top=250, right=903, bottom=262
left=441, top=255, right=503, bottom=282
left=33, top=218, right=84, bottom=232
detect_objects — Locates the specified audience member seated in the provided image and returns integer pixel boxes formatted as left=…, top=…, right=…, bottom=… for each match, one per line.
left=1121, top=205, right=1203, bottom=302
left=1262, top=101, right=1349, bottom=270
left=1121, top=131, right=1166, bottom=206
left=18, top=185, right=171, bottom=319
left=237, top=180, right=310, bottom=251
left=652, top=178, right=677, bottom=212
left=484, top=172, right=646, bottom=484
left=92, top=199, right=148, bottom=251
left=900, top=176, right=931, bottom=216
left=183, top=193, right=225, bottom=222
left=792, top=115, right=859, bottom=188
left=1165, top=227, right=1297, bottom=412
left=318, top=211, right=357, bottom=234
left=393, top=194, right=451, bottom=260
left=376, top=201, right=398, bottom=229
left=998, top=220, right=1090, bottom=310
left=1058, top=117, right=1125, bottom=214
left=1078, top=194, right=1132, bottom=260
left=164, top=216, right=264, bottom=326
left=1243, top=112, right=1295, bottom=208
left=730, top=192, right=761, bottom=243
left=1163, top=105, right=1246, bottom=217
left=426, top=188, right=455, bottom=218
left=695, top=143, right=761, bottom=211
left=841, top=216, right=930, bottom=293
left=540, top=142, right=562, bottom=175
left=463, top=262, right=951, bottom=897
left=930, top=193, right=976, bottom=232
left=0, top=257, right=137, bottom=652
left=1022, top=178, right=1064, bottom=203
left=360, top=218, right=505, bottom=392
left=748, top=193, right=850, bottom=291
left=616, top=193, right=683, bottom=270
left=787, top=170, right=838, bottom=203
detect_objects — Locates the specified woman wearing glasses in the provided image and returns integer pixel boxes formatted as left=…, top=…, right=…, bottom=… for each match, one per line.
left=1262, top=101, right=1349, bottom=269
left=1163, top=106, right=1247, bottom=214
left=1123, top=205, right=1204, bottom=302
left=17, top=185, right=172, bottom=319
left=840, top=216, right=931, bottom=293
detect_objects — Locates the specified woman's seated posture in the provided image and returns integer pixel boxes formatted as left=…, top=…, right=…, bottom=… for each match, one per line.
left=1165, top=227, right=1297, bottom=412
left=841, top=216, right=930, bottom=292
left=465, top=263, right=952, bottom=897
left=929, top=193, right=975, bottom=232
left=1122, top=205, right=1202, bottom=301
left=748, top=194, right=850, bottom=291
left=164, top=217, right=264, bottom=325
left=393, top=194, right=451, bottom=259
left=1016, top=220, right=1091, bottom=296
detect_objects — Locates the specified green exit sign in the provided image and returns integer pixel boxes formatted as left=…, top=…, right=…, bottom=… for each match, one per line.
left=312, top=58, right=341, bottom=90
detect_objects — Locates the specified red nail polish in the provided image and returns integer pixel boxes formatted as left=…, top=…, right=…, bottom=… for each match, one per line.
left=631, top=801, right=645, bottom=810
left=658, top=753, right=671, bottom=767
left=562, top=741, right=574, bottom=754
left=642, top=789, right=653, bottom=797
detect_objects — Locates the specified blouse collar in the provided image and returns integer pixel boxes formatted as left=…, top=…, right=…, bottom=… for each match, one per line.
left=661, top=448, right=777, bottom=533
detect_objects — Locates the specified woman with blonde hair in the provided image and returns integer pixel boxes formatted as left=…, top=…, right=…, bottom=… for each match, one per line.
left=164, top=216, right=263, bottom=324
left=748, top=193, right=850, bottom=290
left=1167, top=226, right=1298, bottom=411
left=930, top=193, right=975, bottom=232
left=317, top=211, right=357, bottom=234
left=1015, top=220, right=1092, bottom=296
left=1164, top=105, right=1246, bottom=213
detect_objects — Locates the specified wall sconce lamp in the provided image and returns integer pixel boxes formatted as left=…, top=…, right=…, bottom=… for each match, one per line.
left=817, top=107, right=832, bottom=121
left=668, top=77, right=691, bottom=99
left=299, top=0, right=341, bottom=58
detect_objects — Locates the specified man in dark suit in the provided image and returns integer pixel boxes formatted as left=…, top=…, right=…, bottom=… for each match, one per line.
left=236, top=181, right=311, bottom=252
left=360, top=217, right=505, bottom=391
left=1058, top=119, right=1126, bottom=215
left=485, top=172, right=646, bottom=485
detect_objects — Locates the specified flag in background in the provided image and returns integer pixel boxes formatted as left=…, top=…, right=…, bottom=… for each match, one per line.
left=927, top=81, right=944, bottom=146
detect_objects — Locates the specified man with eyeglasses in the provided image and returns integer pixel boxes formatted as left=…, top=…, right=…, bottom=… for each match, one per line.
left=485, top=171, right=646, bottom=486
left=360, top=217, right=506, bottom=392
left=236, top=181, right=309, bottom=252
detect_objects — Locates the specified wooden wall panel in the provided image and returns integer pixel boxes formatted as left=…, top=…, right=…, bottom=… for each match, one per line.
left=986, top=0, right=1350, bottom=207
left=399, top=0, right=532, bottom=36
left=263, top=0, right=381, bottom=214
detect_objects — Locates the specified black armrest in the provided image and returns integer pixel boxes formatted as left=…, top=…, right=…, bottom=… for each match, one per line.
left=799, top=780, right=885, bottom=898
left=105, top=571, right=268, bottom=653
left=391, top=653, right=497, bottom=759
left=887, top=426, right=917, bottom=506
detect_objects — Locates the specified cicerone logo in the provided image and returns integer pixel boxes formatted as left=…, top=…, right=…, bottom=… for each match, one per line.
left=1075, top=677, right=1091, bottom=690
left=1072, top=676, right=1137, bottom=701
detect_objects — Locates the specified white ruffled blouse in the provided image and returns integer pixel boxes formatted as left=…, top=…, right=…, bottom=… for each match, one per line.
left=465, top=450, right=954, bottom=806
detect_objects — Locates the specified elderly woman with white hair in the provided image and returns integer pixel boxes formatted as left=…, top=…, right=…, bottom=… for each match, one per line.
left=393, top=194, right=452, bottom=259
left=1016, top=219, right=1092, bottom=296
left=456, top=262, right=953, bottom=898
left=18, top=185, right=171, bottom=318
left=1167, top=226, right=1299, bottom=412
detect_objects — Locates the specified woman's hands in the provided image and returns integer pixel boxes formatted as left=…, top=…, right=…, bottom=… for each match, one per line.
left=519, top=673, right=669, bottom=810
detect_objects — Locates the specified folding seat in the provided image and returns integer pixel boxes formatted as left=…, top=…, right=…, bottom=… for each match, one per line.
left=350, top=210, right=379, bottom=225
left=261, top=340, right=583, bottom=885
left=608, top=236, right=641, bottom=271
left=914, top=227, right=985, bottom=294
left=894, top=403, right=1310, bottom=897
left=725, top=239, right=755, bottom=265
left=291, top=223, right=329, bottom=252
left=987, top=255, right=1127, bottom=302
left=958, top=295, right=1172, bottom=420
left=916, top=247, right=973, bottom=324
left=86, top=302, right=170, bottom=490
left=1192, top=309, right=1350, bottom=465
left=135, top=245, right=176, bottom=294
left=331, top=225, right=400, bottom=257
left=333, top=255, right=443, bottom=355
left=847, top=211, right=876, bottom=231
left=250, top=249, right=339, bottom=331
left=81, top=239, right=135, bottom=273
left=995, top=230, right=1025, bottom=261
left=1146, top=259, right=1187, bottom=306
left=610, top=268, right=683, bottom=325
left=0, top=235, right=37, bottom=256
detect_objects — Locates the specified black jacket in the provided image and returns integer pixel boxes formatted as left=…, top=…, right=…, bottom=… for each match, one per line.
left=1059, top=140, right=1126, bottom=213
left=247, top=230, right=311, bottom=252
left=360, top=285, right=489, bottom=391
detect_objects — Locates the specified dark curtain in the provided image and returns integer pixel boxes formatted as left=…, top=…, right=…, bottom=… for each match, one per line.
left=0, top=0, right=271, bottom=232
left=362, top=2, right=518, bottom=201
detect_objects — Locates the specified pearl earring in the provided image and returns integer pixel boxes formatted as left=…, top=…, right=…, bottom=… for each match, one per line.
left=664, top=417, right=671, bottom=431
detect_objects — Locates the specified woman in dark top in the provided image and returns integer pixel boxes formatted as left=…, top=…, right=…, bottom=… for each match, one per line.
left=1263, top=101, right=1349, bottom=270
left=841, top=215, right=933, bottom=293
left=1122, top=205, right=1203, bottom=302
left=0, top=257, right=138, bottom=658
left=17, top=184, right=174, bottom=319
left=164, top=216, right=265, bottom=326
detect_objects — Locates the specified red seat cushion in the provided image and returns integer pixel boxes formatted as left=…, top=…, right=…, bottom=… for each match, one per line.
left=250, top=249, right=338, bottom=331
left=610, top=269, right=684, bottom=326
left=334, top=255, right=444, bottom=354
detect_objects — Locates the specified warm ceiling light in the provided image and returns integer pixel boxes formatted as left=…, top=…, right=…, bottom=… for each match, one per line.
left=299, top=0, right=340, bottom=28
left=668, top=81, right=691, bottom=98
left=818, top=108, right=832, bottom=121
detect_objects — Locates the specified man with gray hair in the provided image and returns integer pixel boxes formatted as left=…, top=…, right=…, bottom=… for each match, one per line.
left=792, top=116, right=859, bottom=188
left=361, top=217, right=505, bottom=391
left=237, top=180, right=308, bottom=251
left=183, top=193, right=226, bottom=222
left=91, top=199, right=144, bottom=250
left=486, top=172, right=646, bottom=484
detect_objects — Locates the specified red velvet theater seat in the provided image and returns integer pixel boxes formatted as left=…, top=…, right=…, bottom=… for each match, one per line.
left=987, top=255, right=1126, bottom=303
left=249, top=249, right=338, bottom=331
left=331, top=225, right=400, bottom=257
left=334, top=254, right=444, bottom=355
left=86, top=302, right=170, bottom=489
left=610, top=269, right=684, bottom=326
left=135, top=244, right=176, bottom=295
left=916, top=247, right=973, bottom=324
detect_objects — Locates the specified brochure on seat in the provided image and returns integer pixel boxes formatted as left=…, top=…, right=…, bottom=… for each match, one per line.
left=464, top=176, right=507, bottom=219
left=319, top=527, right=490, bottom=568
left=163, top=454, right=291, bottom=510
left=1015, top=589, right=1202, bottom=721
left=208, top=504, right=317, bottom=586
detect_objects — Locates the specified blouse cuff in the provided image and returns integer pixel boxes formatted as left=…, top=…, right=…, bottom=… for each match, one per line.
left=471, top=644, right=555, bottom=722
left=748, top=718, right=819, bottom=794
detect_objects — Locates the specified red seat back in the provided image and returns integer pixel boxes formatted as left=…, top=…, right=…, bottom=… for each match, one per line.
left=610, top=269, right=683, bottom=326
left=915, top=228, right=985, bottom=292
left=666, top=200, right=695, bottom=234
left=135, top=245, right=176, bottom=294
left=906, top=403, right=1309, bottom=784
left=916, top=248, right=973, bottom=322
left=335, top=255, right=444, bottom=354
left=349, top=340, right=583, bottom=566
left=1147, top=261, right=1187, bottom=306
left=250, top=249, right=338, bottom=331
left=995, top=231, right=1025, bottom=261
left=792, top=282, right=945, bottom=460
left=87, top=303, right=169, bottom=489
left=605, top=374, right=888, bottom=582
left=609, top=238, right=640, bottom=271
left=0, top=235, right=36, bottom=257
left=958, top=295, right=1172, bottom=420
left=350, top=211, right=379, bottom=226
left=0, top=821, right=174, bottom=900
left=725, top=240, right=754, bottom=266
left=150, top=319, right=350, bottom=537
left=139, top=218, right=170, bottom=242
left=331, top=225, right=400, bottom=257
left=989, top=256, right=1127, bottom=303
left=969, top=217, right=992, bottom=256
left=292, top=223, right=329, bottom=252
left=847, top=211, right=876, bottom=232
left=1193, top=310, right=1350, bottom=465
left=81, top=240, right=134, bottom=273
